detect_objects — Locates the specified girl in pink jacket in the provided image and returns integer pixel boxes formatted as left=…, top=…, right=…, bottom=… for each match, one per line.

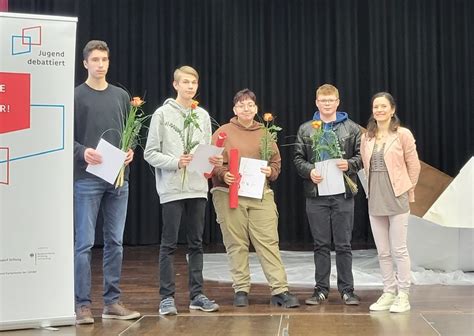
left=361, top=92, right=421, bottom=313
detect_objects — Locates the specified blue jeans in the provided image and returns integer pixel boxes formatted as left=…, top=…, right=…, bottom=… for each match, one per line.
left=159, top=198, right=206, bottom=300
left=306, top=195, right=355, bottom=295
left=74, top=177, right=129, bottom=306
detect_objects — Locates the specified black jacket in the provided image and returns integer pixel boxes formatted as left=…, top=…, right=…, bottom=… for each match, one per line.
left=293, top=118, right=362, bottom=198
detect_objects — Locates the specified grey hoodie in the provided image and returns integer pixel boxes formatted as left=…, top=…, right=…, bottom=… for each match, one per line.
left=144, top=99, right=212, bottom=203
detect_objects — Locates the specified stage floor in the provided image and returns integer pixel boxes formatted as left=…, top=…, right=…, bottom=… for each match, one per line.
left=2, top=246, right=473, bottom=335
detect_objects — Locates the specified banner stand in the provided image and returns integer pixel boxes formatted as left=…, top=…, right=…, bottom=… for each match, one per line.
left=0, top=12, right=77, bottom=331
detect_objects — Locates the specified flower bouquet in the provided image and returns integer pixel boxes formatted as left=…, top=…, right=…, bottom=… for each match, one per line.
left=165, top=99, right=202, bottom=188
left=260, top=112, right=282, bottom=161
left=115, top=96, right=149, bottom=188
left=311, top=120, right=358, bottom=193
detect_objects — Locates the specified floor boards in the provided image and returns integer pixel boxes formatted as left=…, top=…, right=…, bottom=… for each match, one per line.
left=2, top=246, right=473, bottom=335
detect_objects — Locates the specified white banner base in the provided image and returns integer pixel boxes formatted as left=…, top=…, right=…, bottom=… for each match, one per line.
left=1, top=316, right=75, bottom=332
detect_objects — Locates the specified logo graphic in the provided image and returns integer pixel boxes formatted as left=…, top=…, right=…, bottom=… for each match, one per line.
left=11, top=25, right=42, bottom=55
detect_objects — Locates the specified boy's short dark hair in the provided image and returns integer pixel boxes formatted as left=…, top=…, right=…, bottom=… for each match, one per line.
left=233, top=88, right=256, bottom=105
left=83, top=40, right=109, bottom=60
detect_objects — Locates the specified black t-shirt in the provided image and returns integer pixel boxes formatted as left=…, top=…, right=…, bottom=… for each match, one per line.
left=73, top=83, right=130, bottom=181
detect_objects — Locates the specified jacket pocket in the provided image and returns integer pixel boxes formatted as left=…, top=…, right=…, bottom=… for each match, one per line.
left=161, top=169, right=183, bottom=193
left=187, top=170, right=208, bottom=192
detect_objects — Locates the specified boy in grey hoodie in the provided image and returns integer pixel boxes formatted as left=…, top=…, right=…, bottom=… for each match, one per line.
left=144, top=66, right=222, bottom=315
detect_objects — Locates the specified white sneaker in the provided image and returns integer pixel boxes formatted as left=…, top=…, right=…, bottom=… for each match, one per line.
left=369, top=292, right=397, bottom=311
left=390, top=292, right=410, bottom=313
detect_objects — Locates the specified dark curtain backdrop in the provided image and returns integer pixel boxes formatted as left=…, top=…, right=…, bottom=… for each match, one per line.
left=9, top=0, right=473, bottom=247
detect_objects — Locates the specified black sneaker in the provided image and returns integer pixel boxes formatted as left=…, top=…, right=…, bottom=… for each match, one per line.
left=305, top=288, right=327, bottom=305
left=270, top=291, right=300, bottom=308
left=233, top=291, right=249, bottom=307
left=342, top=291, right=360, bottom=305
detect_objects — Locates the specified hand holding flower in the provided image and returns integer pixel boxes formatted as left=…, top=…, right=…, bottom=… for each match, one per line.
left=115, top=95, right=149, bottom=188
left=165, top=99, right=202, bottom=188
left=178, top=154, right=193, bottom=169
left=124, top=149, right=134, bottom=166
left=260, top=166, right=272, bottom=177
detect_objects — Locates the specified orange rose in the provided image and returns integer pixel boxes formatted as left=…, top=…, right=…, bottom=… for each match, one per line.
left=312, top=120, right=322, bottom=129
left=191, top=100, right=199, bottom=109
left=263, top=113, right=273, bottom=122
left=131, top=96, right=144, bottom=107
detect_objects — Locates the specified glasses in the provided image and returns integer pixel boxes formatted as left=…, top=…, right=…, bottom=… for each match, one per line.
left=317, top=99, right=339, bottom=104
left=235, top=103, right=256, bottom=109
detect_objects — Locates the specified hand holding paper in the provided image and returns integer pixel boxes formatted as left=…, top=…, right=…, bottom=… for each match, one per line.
left=187, top=144, right=224, bottom=175
left=86, top=139, right=127, bottom=185
left=238, top=157, right=267, bottom=199
left=314, top=159, right=345, bottom=196
left=84, top=148, right=103, bottom=165
left=310, top=169, right=323, bottom=184
left=205, top=132, right=227, bottom=179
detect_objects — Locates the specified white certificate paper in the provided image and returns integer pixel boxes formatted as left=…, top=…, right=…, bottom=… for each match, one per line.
left=238, top=157, right=267, bottom=199
left=315, top=159, right=345, bottom=196
left=187, top=144, right=224, bottom=175
left=86, top=138, right=127, bottom=185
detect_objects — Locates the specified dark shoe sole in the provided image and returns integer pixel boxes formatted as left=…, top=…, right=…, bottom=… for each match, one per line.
left=189, top=304, right=219, bottom=312
left=270, top=296, right=300, bottom=308
left=305, top=298, right=324, bottom=305
left=159, top=309, right=178, bottom=315
left=234, top=299, right=249, bottom=307
left=343, top=300, right=360, bottom=306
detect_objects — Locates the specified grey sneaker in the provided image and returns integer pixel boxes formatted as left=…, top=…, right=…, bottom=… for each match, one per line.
left=159, top=297, right=178, bottom=315
left=305, top=288, right=327, bottom=305
left=189, top=294, right=219, bottom=312
left=102, top=302, right=140, bottom=320
left=342, top=291, right=360, bottom=305
left=75, top=305, right=94, bottom=325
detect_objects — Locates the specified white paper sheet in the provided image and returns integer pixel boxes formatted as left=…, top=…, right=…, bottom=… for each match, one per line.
left=238, top=157, right=267, bottom=199
left=314, top=159, right=345, bottom=196
left=86, top=138, right=127, bottom=185
left=187, top=144, right=224, bottom=175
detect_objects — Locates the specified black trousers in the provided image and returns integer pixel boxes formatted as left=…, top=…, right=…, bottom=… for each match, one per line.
left=159, top=198, right=207, bottom=300
left=306, top=195, right=355, bottom=295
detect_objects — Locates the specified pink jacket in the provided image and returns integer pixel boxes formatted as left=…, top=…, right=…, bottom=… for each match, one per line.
left=361, top=127, right=421, bottom=202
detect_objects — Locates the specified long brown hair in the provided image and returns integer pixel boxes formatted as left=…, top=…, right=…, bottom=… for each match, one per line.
left=366, top=92, right=400, bottom=138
